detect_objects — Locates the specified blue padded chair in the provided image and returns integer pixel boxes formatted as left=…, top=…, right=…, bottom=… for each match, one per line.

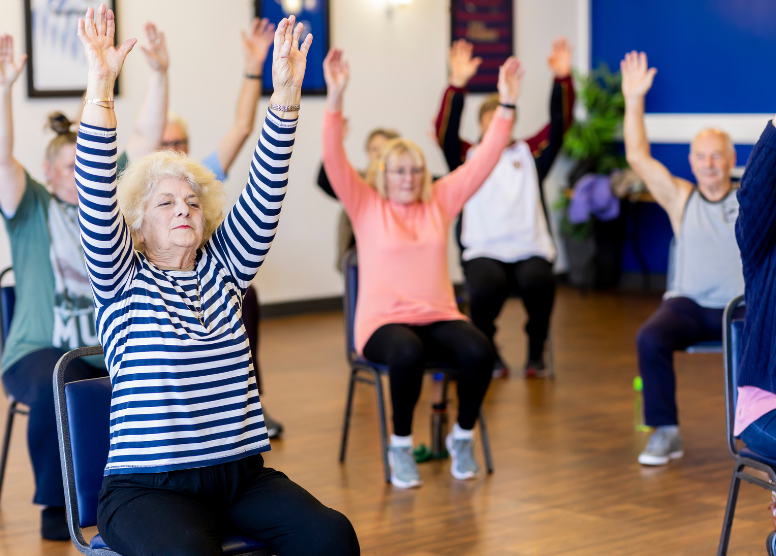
left=0, top=266, right=27, bottom=502
left=338, top=248, right=494, bottom=483
left=716, top=294, right=774, bottom=556
left=53, top=345, right=273, bottom=556
left=666, top=239, right=723, bottom=354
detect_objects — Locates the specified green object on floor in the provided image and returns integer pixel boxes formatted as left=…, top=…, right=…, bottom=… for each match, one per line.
left=414, top=443, right=448, bottom=463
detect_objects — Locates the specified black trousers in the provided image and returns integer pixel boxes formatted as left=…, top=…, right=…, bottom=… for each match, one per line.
left=463, top=256, right=555, bottom=360
left=2, top=347, right=107, bottom=506
left=97, top=454, right=359, bottom=556
left=363, top=320, right=494, bottom=437
left=637, top=296, right=730, bottom=427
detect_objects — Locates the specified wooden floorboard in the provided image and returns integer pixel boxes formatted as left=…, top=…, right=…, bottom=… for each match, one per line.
left=0, top=287, right=770, bottom=555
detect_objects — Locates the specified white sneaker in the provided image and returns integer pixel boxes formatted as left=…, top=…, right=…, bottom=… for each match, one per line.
left=388, top=445, right=422, bottom=488
left=446, top=433, right=480, bottom=480
left=638, top=426, right=684, bottom=466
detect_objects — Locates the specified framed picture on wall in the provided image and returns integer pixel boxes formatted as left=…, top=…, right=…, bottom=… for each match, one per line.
left=450, top=0, right=514, bottom=93
left=24, top=0, right=120, bottom=98
left=255, top=0, right=329, bottom=95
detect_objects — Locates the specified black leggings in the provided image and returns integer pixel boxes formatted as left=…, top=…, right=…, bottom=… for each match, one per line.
left=464, top=256, right=555, bottom=360
left=362, top=320, right=494, bottom=437
left=97, top=455, right=359, bottom=556
left=2, top=347, right=107, bottom=507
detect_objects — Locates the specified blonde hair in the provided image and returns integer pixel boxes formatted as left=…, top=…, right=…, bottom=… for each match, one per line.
left=365, top=138, right=433, bottom=202
left=478, top=93, right=500, bottom=123
left=166, top=111, right=189, bottom=139
left=45, top=112, right=77, bottom=163
left=117, top=151, right=226, bottom=254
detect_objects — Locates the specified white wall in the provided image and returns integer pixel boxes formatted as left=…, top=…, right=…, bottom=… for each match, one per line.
left=0, top=0, right=581, bottom=303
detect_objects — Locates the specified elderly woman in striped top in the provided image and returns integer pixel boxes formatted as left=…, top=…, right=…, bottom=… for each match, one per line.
left=74, top=6, right=359, bottom=556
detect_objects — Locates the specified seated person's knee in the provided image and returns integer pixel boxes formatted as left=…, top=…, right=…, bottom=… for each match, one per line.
left=303, top=508, right=360, bottom=556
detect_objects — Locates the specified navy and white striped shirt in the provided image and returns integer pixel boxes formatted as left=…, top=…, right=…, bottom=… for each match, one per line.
left=75, top=110, right=296, bottom=475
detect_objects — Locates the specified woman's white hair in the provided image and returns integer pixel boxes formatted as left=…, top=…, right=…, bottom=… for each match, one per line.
left=117, top=150, right=226, bottom=254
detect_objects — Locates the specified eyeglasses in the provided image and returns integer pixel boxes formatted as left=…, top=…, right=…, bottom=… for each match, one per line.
left=384, top=167, right=424, bottom=178
left=160, top=139, right=188, bottom=150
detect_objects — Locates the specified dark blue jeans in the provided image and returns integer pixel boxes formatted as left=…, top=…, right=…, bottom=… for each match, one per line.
left=740, top=409, right=776, bottom=459
left=637, top=297, right=724, bottom=427
left=2, top=347, right=106, bottom=506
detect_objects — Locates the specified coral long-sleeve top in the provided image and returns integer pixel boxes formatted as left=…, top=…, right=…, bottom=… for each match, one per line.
left=322, top=110, right=513, bottom=354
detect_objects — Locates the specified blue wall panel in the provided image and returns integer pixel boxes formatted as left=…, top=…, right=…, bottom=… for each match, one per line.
left=591, top=0, right=776, bottom=114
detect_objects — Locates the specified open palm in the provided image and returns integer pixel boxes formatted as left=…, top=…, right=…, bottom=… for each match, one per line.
left=0, top=35, right=27, bottom=88
left=244, top=18, right=276, bottom=70
left=272, top=15, right=312, bottom=94
left=497, top=57, right=525, bottom=104
left=139, top=22, right=168, bottom=72
left=449, top=39, right=481, bottom=88
left=77, top=4, right=136, bottom=84
left=323, top=48, right=349, bottom=96
left=621, top=51, right=656, bottom=100
left=547, top=37, right=572, bottom=78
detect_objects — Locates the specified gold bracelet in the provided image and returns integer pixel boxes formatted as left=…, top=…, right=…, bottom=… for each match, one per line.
left=84, top=98, right=114, bottom=108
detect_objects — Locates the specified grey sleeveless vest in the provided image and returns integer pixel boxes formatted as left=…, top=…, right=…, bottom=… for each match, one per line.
left=665, top=189, right=744, bottom=308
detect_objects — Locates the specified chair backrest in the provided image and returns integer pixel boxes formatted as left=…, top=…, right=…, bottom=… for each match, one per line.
left=666, top=237, right=677, bottom=293
left=723, top=295, right=746, bottom=458
left=342, top=247, right=358, bottom=361
left=53, top=345, right=108, bottom=549
left=0, top=267, right=15, bottom=353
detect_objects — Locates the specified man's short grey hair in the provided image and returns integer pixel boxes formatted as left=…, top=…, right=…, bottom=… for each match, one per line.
left=166, top=111, right=189, bottom=139
left=691, top=128, right=735, bottom=155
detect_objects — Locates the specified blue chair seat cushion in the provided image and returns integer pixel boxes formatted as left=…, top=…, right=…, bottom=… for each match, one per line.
left=685, top=340, right=723, bottom=353
left=740, top=448, right=776, bottom=469
left=91, top=533, right=268, bottom=554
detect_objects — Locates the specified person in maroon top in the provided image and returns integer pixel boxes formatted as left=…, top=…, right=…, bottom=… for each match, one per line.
left=434, top=38, right=575, bottom=378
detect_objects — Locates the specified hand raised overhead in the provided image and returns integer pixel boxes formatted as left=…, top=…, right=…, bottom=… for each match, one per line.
left=323, top=48, right=349, bottom=97
left=497, top=57, right=525, bottom=105
left=0, top=35, right=27, bottom=89
left=271, top=15, right=312, bottom=105
left=77, top=3, right=136, bottom=86
left=621, top=51, right=657, bottom=101
left=243, top=18, right=276, bottom=73
left=547, top=36, right=572, bottom=78
left=449, top=39, right=481, bottom=88
left=139, top=22, right=168, bottom=73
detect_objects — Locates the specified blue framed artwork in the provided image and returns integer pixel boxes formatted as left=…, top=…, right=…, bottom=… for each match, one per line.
left=25, top=0, right=120, bottom=98
left=450, top=0, right=514, bottom=93
left=255, top=0, right=329, bottom=95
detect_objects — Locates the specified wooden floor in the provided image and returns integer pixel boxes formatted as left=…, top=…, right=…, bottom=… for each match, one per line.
left=0, top=287, right=771, bottom=555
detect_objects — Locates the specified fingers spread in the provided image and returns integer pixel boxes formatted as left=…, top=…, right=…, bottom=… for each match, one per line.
left=274, top=18, right=287, bottom=55
left=300, top=32, right=313, bottom=57
left=292, top=22, right=303, bottom=49
left=85, top=7, right=95, bottom=38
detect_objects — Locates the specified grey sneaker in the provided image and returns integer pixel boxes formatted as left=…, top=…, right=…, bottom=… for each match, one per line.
left=638, top=426, right=684, bottom=466
left=388, top=445, right=422, bottom=488
left=263, top=412, right=283, bottom=439
left=446, top=434, right=480, bottom=480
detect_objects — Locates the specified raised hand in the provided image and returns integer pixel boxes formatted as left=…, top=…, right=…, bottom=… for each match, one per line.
left=77, top=4, right=136, bottom=88
left=547, top=36, right=572, bottom=78
left=323, top=48, right=349, bottom=98
left=271, top=15, right=312, bottom=107
left=0, top=35, right=27, bottom=89
left=449, top=39, right=481, bottom=88
left=497, top=57, right=525, bottom=105
left=139, top=22, right=168, bottom=73
left=243, top=18, right=275, bottom=74
left=621, top=51, right=657, bottom=101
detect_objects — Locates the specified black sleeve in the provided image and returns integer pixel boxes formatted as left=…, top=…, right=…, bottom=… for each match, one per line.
left=439, top=89, right=467, bottom=172
left=316, top=162, right=338, bottom=200
left=534, top=80, right=568, bottom=184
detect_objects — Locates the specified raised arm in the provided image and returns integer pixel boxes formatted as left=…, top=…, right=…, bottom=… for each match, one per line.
left=434, top=57, right=520, bottom=217
left=75, top=4, right=137, bottom=304
left=208, top=16, right=311, bottom=290
left=529, top=37, right=576, bottom=183
left=736, top=117, right=776, bottom=270
left=215, top=18, right=275, bottom=176
left=434, top=39, right=479, bottom=171
left=321, top=48, right=375, bottom=219
left=0, top=35, right=27, bottom=216
left=622, top=51, right=692, bottom=234
left=124, top=22, right=168, bottom=162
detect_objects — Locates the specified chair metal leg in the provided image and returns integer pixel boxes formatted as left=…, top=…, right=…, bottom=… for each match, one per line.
left=373, top=371, right=391, bottom=484
left=478, top=408, right=494, bottom=474
left=547, top=331, right=556, bottom=379
left=716, top=465, right=743, bottom=556
left=0, top=400, right=17, bottom=501
left=339, top=369, right=358, bottom=463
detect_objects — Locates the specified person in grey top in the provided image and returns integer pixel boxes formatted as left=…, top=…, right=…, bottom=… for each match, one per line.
left=621, top=51, right=744, bottom=466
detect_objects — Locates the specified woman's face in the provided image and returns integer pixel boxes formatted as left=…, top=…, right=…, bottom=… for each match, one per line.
left=384, top=151, right=424, bottom=205
left=139, top=178, right=205, bottom=258
left=45, top=144, right=78, bottom=204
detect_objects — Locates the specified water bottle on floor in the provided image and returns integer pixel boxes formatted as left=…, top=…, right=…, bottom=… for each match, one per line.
left=634, top=377, right=651, bottom=432
left=431, top=401, right=449, bottom=458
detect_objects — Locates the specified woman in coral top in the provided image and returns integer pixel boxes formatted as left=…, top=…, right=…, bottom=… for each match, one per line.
left=322, top=48, right=521, bottom=488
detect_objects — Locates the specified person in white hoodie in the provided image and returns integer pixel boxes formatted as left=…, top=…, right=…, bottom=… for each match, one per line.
left=434, top=38, right=575, bottom=377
